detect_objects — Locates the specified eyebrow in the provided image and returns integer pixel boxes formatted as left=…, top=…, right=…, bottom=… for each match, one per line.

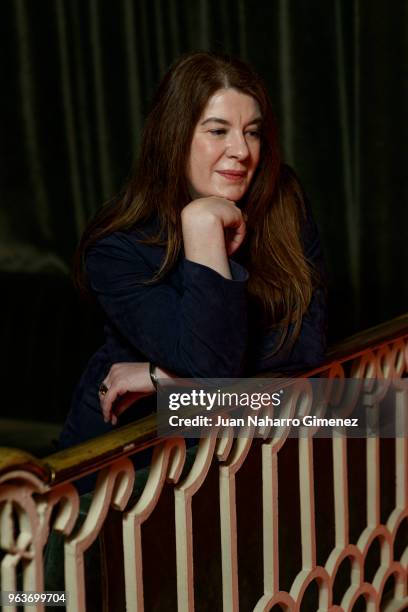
left=200, top=116, right=263, bottom=127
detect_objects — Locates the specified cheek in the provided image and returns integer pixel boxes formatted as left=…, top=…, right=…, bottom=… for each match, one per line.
left=200, top=141, right=222, bottom=166
left=190, top=142, right=212, bottom=174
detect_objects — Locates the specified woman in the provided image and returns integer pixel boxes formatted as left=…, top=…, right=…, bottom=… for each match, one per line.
left=59, top=51, right=326, bottom=448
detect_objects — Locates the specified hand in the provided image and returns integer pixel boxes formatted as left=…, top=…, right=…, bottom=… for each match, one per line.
left=182, top=196, right=246, bottom=256
left=99, top=362, right=155, bottom=425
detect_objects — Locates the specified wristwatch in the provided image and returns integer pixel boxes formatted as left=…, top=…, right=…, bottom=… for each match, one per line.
left=149, top=362, right=159, bottom=391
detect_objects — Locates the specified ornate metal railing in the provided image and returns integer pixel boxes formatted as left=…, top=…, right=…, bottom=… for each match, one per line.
left=1, top=314, right=408, bottom=611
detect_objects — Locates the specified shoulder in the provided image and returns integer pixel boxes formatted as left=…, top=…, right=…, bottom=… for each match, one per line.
left=86, top=217, right=166, bottom=271
left=84, top=219, right=168, bottom=292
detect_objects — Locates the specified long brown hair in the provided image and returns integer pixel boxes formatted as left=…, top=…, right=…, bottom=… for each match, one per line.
left=74, top=52, right=318, bottom=345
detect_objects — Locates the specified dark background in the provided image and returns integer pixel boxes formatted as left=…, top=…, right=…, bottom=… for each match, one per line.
left=1, top=1, right=407, bottom=434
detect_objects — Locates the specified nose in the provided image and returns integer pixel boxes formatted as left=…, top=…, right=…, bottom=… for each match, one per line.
left=226, top=130, right=249, bottom=160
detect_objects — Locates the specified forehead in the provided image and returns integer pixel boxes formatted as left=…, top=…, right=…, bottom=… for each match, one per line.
left=199, top=88, right=260, bottom=121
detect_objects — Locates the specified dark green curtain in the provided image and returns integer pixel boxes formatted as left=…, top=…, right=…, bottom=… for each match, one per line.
left=1, top=0, right=407, bottom=424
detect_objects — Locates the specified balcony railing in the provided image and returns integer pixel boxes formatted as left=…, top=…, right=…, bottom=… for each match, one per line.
left=1, top=314, right=408, bottom=611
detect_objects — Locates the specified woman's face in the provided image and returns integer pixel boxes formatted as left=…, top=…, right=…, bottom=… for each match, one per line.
left=187, top=88, right=262, bottom=201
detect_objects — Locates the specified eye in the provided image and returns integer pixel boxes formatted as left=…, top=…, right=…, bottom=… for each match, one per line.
left=245, top=130, right=261, bottom=139
left=209, top=129, right=227, bottom=136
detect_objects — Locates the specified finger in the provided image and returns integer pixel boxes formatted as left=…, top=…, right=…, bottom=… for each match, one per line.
left=229, top=210, right=246, bottom=229
left=235, top=217, right=246, bottom=234
left=227, top=238, right=244, bottom=256
left=225, top=219, right=246, bottom=238
left=225, top=222, right=246, bottom=255
left=101, top=385, right=124, bottom=423
left=111, top=393, right=141, bottom=423
left=98, top=380, right=113, bottom=422
left=98, top=379, right=110, bottom=398
left=110, top=391, right=150, bottom=425
left=101, top=391, right=114, bottom=423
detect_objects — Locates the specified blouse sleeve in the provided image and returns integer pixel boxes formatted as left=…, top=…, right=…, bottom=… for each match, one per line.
left=85, top=232, right=249, bottom=378
left=250, top=199, right=328, bottom=374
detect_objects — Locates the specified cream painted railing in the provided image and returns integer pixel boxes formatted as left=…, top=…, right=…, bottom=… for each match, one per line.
left=1, top=314, right=408, bottom=611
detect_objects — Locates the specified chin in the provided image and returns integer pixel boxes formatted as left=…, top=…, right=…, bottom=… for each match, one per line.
left=221, top=189, right=247, bottom=201
left=212, top=184, right=245, bottom=198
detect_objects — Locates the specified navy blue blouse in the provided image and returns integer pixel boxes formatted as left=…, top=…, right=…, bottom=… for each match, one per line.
left=59, top=203, right=327, bottom=450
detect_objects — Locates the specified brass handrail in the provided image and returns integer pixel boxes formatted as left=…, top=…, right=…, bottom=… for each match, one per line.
left=325, top=311, right=408, bottom=362
left=1, top=311, right=407, bottom=488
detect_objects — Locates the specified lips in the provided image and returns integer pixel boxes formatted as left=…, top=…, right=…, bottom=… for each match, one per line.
left=216, top=170, right=246, bottom=181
